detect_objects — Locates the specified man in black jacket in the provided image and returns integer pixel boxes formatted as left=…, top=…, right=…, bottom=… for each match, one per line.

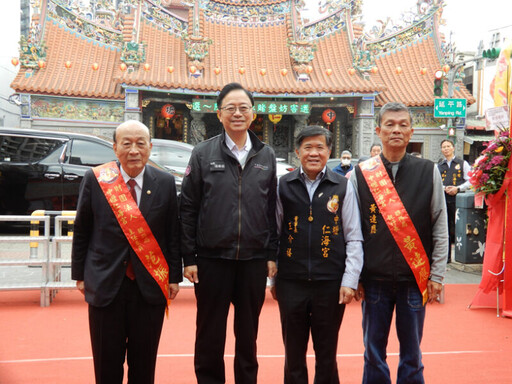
left=180, top=83, right=278, bottom=384
left=438, top=139, right=471, bottom=263
left=271, top=126, right=363, bottom=384
left=72, top=120, right=181, bottom=384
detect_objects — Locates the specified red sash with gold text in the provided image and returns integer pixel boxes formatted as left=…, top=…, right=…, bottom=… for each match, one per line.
left=93, top=162, right=169, bottom=301
left=360, top=157, right=430, bottom=305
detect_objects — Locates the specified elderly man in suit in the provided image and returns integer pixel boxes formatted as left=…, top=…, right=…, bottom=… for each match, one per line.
left=71, top=120, right=181, bottom=384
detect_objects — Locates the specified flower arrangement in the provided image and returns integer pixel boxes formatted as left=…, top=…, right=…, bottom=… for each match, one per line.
left=469, top=129, right=512, bottom=196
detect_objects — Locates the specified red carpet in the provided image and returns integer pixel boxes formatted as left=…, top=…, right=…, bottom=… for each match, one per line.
left=1, top=285, right=511, bottom=383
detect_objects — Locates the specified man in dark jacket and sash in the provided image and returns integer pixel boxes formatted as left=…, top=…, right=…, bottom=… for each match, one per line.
left=351, top=102, right=448, bottom=384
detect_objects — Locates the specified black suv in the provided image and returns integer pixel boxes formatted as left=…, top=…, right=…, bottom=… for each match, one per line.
left=1, top=127, right=127, bottom=217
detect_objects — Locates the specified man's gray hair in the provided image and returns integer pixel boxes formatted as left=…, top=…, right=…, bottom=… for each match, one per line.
left=376, top=102, right=413, bottom=127
left=341, top=150, right=352, bottom=157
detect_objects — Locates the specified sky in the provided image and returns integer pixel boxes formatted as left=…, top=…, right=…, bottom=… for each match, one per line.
left=0, top=0, right=510, bottom=73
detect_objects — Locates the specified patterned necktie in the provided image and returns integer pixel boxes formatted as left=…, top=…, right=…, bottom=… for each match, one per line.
left=126, top=179, right=137, bottom=280
left=127, top=179, right=138, bottom=206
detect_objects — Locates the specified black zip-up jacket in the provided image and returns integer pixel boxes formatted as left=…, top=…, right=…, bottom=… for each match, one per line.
left=180, top=130, right=278, bottom=266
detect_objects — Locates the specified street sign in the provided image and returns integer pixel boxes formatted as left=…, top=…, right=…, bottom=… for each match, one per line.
left=434, top=98, right=467, bottom=118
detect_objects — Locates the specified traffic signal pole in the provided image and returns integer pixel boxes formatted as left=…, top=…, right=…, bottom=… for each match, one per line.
left=443, top=56, right=484, bottom=140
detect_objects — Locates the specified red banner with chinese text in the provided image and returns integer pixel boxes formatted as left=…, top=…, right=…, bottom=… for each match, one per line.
left=93, top=162, right=169, bottom=301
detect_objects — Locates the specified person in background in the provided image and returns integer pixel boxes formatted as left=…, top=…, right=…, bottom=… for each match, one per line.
left=180, top=82, right=278, bottom=384
left=437, top=139, right=471, bottom=263
left=351, top=102, right=448, bottom=384
left=411, top=152, right=422, bottom=158
left=370, top=143, right=382, bottom=157
left=271, top=125, right=364, bottom=384
left=71, top=120, right=181, bottom=384
left=332, top=150, right=353, bottom=177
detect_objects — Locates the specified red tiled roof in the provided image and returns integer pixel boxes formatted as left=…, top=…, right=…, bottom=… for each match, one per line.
left=118, top=18, right=381, bottom=95
left=11, top=5, right=475, bottom=108
left=373, top=34, right=475, bottom=106
left=11, top=20, right=123, bottom=99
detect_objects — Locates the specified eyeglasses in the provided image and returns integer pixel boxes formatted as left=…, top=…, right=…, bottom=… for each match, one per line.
left=220, top=105, right=253, bottom=114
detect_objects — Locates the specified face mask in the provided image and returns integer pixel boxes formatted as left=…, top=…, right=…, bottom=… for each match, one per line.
left=341, top=159, right=351, bottom=166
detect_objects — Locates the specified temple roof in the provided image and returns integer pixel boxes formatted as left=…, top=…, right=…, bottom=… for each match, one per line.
left=11, top=0, right=475, bottom=107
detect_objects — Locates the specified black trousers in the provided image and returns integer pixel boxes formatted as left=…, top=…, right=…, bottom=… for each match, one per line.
left=194, top=257, right=268, bottom=384
left=446, top=198, right=456, bottom=261
left=88, top=277, right=166, bottom=384
left=275, top=278, right=345, bottom=384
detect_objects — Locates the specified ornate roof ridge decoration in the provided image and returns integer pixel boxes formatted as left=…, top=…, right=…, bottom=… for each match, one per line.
left=47, top=0, right=123, bottom=47
left=18, top=34, right=47, bottom=69
left=120, top=40, right=147, bottom=66
left=200, top=0, right=289, bottom=25
left=209, top=0, right=287, bottom=6
left=142, top=0, right=188, bottom=37
left=287, top=39, right=317, bottom=77
left=183, top=35, right=213, bottom=64
left=351, top=2, right=441, bottom=72
left=298, top=8, right=347, bottom=41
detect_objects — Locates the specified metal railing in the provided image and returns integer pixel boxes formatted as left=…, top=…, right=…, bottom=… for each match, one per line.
left=0, top=215, right=51, bottom=306
left=0, top=212, right=76, bottom=306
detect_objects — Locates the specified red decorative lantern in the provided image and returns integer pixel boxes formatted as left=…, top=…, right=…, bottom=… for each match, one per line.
left=213, top=66, right=221, bottom=75
left=119, top=63, right=127, bottom=71
left=92, top=62, right=99, bottom=71
left=280, top=68, right=288, bottom=76
left=306, top=65, right=313, bottom=74
left=259, top=68, right=267, bottom=76
left=442, top=64, right=450, bottom=73
left=239, top=66, right=246, bottom=75
left=268, top=114, right=282, bottom=124
left=325, top=68, right=333, bottom=76
left=420, top=67, right=427, bottom=75
left=348, top=68, right=356, bottom=76
left=189, top=65, right=197, bottom=74
left=143, top=63, right=150, bottom=71
left=64, top=60, right=72, bottom=69
left=38, top=60, right=46, bottom=69
left=167, top=65, right=174, bottom=74
left=322, top=109, right=336, bottom=125
left=161, top=104, right=175, bottom=119
left=11, top=57, right=19, bottom=66
left=370, top=66, right=378, bottom=74
left=395, top=66, right=402, bottom=75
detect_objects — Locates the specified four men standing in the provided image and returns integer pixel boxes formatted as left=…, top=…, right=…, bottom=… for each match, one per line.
left=72, top=89, right=451, bottom=383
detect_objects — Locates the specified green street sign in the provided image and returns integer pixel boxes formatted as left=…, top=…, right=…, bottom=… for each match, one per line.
left=434, top=98, right=467, bottom=118
left=191, top=100, right=311, bottom=115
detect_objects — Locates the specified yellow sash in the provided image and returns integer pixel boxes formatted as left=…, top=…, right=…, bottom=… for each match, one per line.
left=360, top=157, right=430, bottom=305
left=93, top=162, right=169, bottom=301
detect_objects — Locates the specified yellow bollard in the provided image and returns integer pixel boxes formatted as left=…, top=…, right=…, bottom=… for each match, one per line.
left=62, top=210, right=75, bottom=237
left=30, top=210, right=45, bottom=259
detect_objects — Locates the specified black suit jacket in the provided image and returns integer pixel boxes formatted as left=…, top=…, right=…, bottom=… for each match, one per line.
left=71, top=163, right=182, bottom=307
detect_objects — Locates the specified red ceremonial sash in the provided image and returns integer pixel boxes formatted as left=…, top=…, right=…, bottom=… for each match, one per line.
left=93, top=162, right=169, bottom=302
left=360, top=157, right=430, bottom=305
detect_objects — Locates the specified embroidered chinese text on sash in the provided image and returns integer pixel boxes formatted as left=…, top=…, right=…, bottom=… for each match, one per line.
left=360, top=157, right=430, bottom=305
left=93, top=162, right=169, bottom=302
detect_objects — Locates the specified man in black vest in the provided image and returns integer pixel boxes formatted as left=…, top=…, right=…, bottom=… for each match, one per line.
left=271, top=126, right=364, bottom=384
left=438, top=139, right=471, bottom=263
left=351, top=102, right=448, bottom=384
